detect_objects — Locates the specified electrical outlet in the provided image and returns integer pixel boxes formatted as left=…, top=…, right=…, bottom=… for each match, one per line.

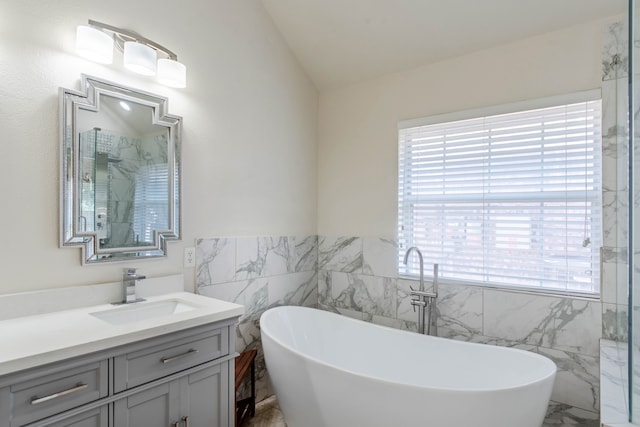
left=184, top=247, right=195, bottom=268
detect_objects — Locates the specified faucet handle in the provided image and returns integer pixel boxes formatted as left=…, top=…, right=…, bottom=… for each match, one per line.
left=123, top=268, right=145, bottom=280
left=409, top=285, right=417, bottom=312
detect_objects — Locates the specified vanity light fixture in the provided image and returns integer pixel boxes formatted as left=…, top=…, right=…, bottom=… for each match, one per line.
left=75, top=20, right=187, bottom=88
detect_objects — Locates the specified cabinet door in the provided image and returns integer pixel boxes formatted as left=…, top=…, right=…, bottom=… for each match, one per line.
left=180, top=363, right=229, bottom=427
left=113, top=381, right=179, bottom=427
left=113, top=363, right=231, bottom=427
left=45, top=406, right=109, bottom=427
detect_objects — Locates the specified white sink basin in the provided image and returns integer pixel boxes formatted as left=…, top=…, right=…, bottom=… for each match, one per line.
left=90, top=299, right=199, bottom=325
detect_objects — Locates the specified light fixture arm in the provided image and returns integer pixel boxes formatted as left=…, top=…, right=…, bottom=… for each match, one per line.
left=88, top=20, right=178, bottom=61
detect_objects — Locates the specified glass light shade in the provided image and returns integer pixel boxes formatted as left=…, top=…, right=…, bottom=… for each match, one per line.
left=123, top=41, right=157, bottom=76
left=157, top=59, right=187, bottom=88
left=76, top=26, right=113, bottom=64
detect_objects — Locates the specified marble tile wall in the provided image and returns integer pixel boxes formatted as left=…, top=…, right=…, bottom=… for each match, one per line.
left=600, top=20, right=637, bottom=425
left=604, top=19, right=640, bottom=426
left=196, top=235, right=318, bottom=401
left=601, top=21, right=629, bottom=346
left=600, top=340, right=630, bottom=425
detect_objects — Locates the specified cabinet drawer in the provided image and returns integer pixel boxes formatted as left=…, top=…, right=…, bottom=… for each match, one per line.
left=9, top=360, right=108, bottom=427
left=29, top=405, right=109, bottom=427
left=114, top=327, right=228, bottom=392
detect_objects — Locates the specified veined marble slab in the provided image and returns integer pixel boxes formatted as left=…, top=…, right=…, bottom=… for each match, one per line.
left=602, top=21, right=628, bottom=81
left=601, top=339, right=631, bottom=426
left=196, top=235, right=318, bottom=401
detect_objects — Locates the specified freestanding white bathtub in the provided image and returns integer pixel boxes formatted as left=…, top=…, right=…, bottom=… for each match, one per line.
left=260, top=306, right=556, bottom=427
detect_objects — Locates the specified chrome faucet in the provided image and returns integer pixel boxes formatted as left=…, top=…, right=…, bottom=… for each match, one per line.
left=121, top=268, right=146, bottom=304
left=403, top=247, right=438, bottom=335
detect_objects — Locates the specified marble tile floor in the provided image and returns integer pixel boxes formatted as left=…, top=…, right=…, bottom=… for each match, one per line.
left=543, top=402, right=599, bottom=426
left=243, top=396, right=287, bottom=427
left=241, top=396, right=599, bottom=427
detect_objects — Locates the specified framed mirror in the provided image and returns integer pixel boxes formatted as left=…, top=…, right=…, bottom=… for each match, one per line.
left=60, top=75, right=182, bottom=264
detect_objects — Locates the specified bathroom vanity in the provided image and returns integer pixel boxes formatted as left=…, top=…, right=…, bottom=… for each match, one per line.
left=0, top=278, right=243, bottom=427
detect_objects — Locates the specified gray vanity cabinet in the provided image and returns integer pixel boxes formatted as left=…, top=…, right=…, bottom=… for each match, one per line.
left=0, top=319, right=237, bottom=427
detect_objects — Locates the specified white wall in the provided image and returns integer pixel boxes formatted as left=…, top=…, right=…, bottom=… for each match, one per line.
left=317, top=16, right=615, bottom=237
left=0, top=0, right=317, bottom=294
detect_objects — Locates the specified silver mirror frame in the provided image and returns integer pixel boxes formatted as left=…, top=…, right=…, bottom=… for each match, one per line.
left=59, top=75, right=182, bottom=264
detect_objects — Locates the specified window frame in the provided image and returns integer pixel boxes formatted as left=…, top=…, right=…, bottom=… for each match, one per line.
left=397, top=89, right=602, bottom=298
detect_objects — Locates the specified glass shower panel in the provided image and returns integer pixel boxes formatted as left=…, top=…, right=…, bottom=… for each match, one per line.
left=78, top=129, right=97, bottom=234
left=633, top=0, right=640, bottom=421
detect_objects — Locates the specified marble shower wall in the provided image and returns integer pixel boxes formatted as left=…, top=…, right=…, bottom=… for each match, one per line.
left=195, top=235, right=318, bottom=401
left=81, top=128, right=171, bottom=248
left=601, top=21, right=629, bottom=344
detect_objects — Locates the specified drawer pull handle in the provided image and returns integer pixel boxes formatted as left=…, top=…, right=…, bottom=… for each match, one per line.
left=30, top=383, right=89, bottom=405
left=182, top=416, right=190, bottom=427
left=161, top=348, right=199, bottom=364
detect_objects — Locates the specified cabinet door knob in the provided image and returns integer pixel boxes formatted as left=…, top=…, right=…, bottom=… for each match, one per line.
left=181, top=416, right=190, bottom=427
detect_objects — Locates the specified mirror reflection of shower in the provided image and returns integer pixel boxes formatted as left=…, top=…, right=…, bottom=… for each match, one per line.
left=78, top=127, right=170, bottom=249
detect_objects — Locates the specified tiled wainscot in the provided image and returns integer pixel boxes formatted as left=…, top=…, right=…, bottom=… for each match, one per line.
left=196, top=235, right=318, bottom=400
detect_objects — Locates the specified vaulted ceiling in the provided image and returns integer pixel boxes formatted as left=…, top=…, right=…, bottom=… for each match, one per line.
left=260, top=0, right=626, bottom=90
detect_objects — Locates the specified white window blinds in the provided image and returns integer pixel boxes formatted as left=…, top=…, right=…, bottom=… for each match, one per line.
left=133, top=163, right=170, bottom=245
left=398, top=94, right=602, bottom=295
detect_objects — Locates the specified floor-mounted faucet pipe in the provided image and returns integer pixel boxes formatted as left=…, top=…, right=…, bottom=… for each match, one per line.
left=431, top=263, right=439, bottom=336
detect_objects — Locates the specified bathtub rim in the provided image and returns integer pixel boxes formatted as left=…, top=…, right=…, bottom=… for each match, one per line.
left=260, top=305, right=557, bottom=394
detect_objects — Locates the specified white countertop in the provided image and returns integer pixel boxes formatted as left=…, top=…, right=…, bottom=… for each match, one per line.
left=0, top=286, right=244, bottom=377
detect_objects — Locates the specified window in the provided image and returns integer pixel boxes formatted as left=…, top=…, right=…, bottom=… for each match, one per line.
left=398, top=92, right=602, bottom=295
